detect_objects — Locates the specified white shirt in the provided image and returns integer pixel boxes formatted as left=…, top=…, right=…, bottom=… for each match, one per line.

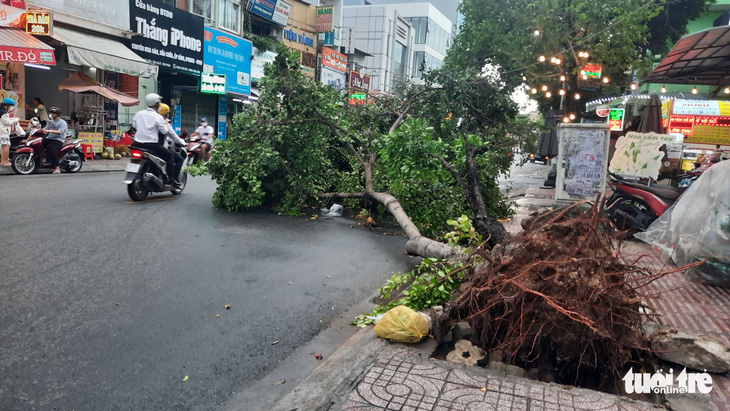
left=163, top=122, right=186, bottom=148
left=132, top=108, right=169, bottom=144
left=194, top=125, right=215, bottom=144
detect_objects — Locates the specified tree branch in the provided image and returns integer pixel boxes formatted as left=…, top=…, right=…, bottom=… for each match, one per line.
left=317, top=192, right=366, bottom=199
left=388, top=87, right=439, bottom=134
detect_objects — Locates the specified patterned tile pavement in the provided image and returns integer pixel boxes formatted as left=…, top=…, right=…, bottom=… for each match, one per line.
left=342, top=348, right=654, bottom=411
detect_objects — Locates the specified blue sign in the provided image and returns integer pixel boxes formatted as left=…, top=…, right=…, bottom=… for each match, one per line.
left=218, top=95, right=227, bottom=141
left=248, top=0, right=275, bottom=21
left=172, top=105, right=182, bottom=134
left=283, top=29, right=314, bottom=47
left=203, top=27, right=252, bottom=96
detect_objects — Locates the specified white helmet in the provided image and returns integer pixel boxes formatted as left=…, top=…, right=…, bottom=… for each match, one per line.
left=144, top=93, right=162, bottom=107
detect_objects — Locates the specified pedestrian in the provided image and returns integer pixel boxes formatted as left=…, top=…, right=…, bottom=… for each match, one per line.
left=26, top=97, right=50, bottom=126
left=41, top=107, right=68, bottom=174
left=0, top=97, right=20, bottom=166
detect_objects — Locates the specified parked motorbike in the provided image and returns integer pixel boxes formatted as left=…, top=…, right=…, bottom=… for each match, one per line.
left=605, top=172, right=691, bottom=235
left=11, top=131, right=83, bottom=175
left=8, top=117, right=42, bottom=158
left=124, top=140, right=188, bottom=201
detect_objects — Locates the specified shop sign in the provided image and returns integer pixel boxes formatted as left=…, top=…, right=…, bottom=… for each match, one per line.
left=321, top=46, right=347, bottom=73
left=247, top=0, right=291, bottom=27
left=79, top=132, right=104, bottom=154
left=201, top=73, right=226, bottom=94
left=218, top=95, right=227, bottom=140
left=31, top=0, right=128, bottom=30
left=301, top=51, right=316, bottom=68
left=0, top=45, right=56, bottom=65
left=323, top=30, right=335, bottom=46
left=251, top=47, right=277, bottom=82
left=321, top=67, right=345, bottom=90
left=349, top=91, right=367, bottom=105
left=672, top=99, right=721, bottom=116
left=344, top=27, right=354, bottom=54
left=608, top=108, right=624, bottom=131
left=203, top=27, right=252, bottom=95
left=316, top=6, right=333, bottom=32
left=349, top=71, right=370, bottom=91
left=25, top=11, right=52, bottom=36
left=283, top=29, right=314, bottom=47
left=582, top=63, right=602, bottom=79
left=129, top=0, right=204, bottom=75
left=0, top=2, right=27, bottom=28
left=595, top=104, right=610, bottom=117
left=609, top=132, right=676, bottom=180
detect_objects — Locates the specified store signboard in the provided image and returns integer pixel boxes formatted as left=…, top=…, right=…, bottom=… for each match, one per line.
left=79, top=131, right=104, bottom=154
left=608, top=108, right=624, bottom=131
left=582, top=63, right=602, bottom=79
left=0, top=44, right=55, bottom=64
left=321, top=46, right=347, bottom=73
left=349, top=70, right=370, bottom=91
left=349, top=91, right=367, bottom=105
left=201, top=73, right=226, bottom=94
left=129, top=0, right=204, bottom=75
left=203, top=27, right=252, bottom=95
left=251, top=47, right=277, bottom=82
left=609, top=132, right=675, bottom=180
left=31, top=0, right=128, bottom=29
left=0, top=2, right=27, bottom=27
left=25, top=11, right=52, bottom=36
left=316, top=6, right=333, bottom=32
left=247, top=0, right=291, bottom=27
left=595, top=104, right=610, bottom=117
left=321, top=67, right=345, bottom=89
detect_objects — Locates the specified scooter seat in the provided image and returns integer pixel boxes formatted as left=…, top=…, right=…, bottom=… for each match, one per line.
left=624, top=182, right=680, bottom=201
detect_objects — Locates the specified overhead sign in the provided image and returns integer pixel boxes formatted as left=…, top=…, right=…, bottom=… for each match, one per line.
left=25, top=11, right=52, bottom=36
left=316, top=6, right=333, bottom=32
left=321, top=46, right=347, bottom=73
left=608, top=108, right=624, bottom=131
left=0, top=1, right=27, bottom=28
left=201, top=73, right=226, bottom=94
left=0, top=44, right=56, bottom=65
left=247, top=0, right=291, bottom=27
left=609, top=132, right=676, bottom=180
left=203, top=27, right=252, bottom=95
left=129, top=0, right=204, bottom=75
left=349, top=71, right=370, bottom=91
left=595, top=104, right=610, bottom=117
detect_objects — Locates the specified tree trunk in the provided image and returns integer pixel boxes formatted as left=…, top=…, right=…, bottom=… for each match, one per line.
left=464, top=147, right=509, bottom=248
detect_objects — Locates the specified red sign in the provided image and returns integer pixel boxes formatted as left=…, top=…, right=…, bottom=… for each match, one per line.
left=0, top=45, right=55, bottom=65
left=321, top=46, right=347, bottom=73
left=595, top=104, right=610, bottom=117
left=25, top=11, right=52, bottom=35
left=349, top=70, right=370, bottom=91
left=582, top=63, right=602, bottom=79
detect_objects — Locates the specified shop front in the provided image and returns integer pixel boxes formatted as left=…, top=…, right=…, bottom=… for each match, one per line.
left=661, top=99, right=729, bottom=170
left=129, top=0, right=207, bottom=135
left=202, top=26, right=252, bottom=140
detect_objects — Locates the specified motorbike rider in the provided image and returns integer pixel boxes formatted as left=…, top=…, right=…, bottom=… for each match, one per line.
left=0, top=97, right=20, bottom=166
left=41, top=107, right=68, bottom=174
left=190, top=117, right=214, bottom=162
left=157, top=103, right=186, bottom=182
left=131, top=93, right=182, bottom=187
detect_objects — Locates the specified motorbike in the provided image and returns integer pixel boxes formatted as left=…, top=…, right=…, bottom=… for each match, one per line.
left=124, top=139, right=188, bottom=201
left=11, top=131, right=83, bottom=175
left=9, top=117, right=42, bottom=158
left=184, top=131, right=213, bottom=165
left=605, top=172, right=692, bottom=235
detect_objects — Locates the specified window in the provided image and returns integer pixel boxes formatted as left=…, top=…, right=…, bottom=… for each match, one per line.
left=218, top=0, right=240, bottom=32
left=406, top=17, right=427, bottom=44
left=192, top=0, right=213, bottom=20
left=412, top=51, right=425, bottom=77
left=393, top=42, right=408, bottom=81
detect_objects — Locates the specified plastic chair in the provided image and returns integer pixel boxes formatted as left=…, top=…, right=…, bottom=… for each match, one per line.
left=81, top=144, right=94, bottom=161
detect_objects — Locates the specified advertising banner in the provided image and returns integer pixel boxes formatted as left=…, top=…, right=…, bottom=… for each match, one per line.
left=30, top=0, right=129, bottom=29
left=609, top=132, right=676, bottom=179
left=79, top=131, right=104, bottom=154
left=129, top=0, right=204, bottom=75
left=203, top=26, right=252, bottom=95
left=608, top=108, right=624, bottom=131
left=248, top=0, right=291, bottom=26
left=321, top=46, right=347, bottom=73
left=321, top=67, right=345, bottom=90
left=0, top=1, right=26, bottom=28
left=316, top=6, right=333, bottom=32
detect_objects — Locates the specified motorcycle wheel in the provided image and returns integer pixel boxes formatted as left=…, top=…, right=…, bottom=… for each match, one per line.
left=171, top=172, right=187, bottom=195
left=64, top=151, right=83, bottom=173
left=127, top=170, right=150, bottom=201
left=606, top=197, right=654, bottom=238
left=11, top=153, right=38, bottom=175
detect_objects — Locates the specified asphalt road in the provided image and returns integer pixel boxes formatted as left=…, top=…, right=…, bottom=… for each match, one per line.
left=0, top=172, right=415, bottom=410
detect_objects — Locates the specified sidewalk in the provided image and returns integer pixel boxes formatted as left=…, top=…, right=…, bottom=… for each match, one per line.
left=0, top=158, right=129, bottom=175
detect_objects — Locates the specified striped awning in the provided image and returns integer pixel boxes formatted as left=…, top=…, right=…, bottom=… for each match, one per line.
left=0, top=27, right=56, bottom=65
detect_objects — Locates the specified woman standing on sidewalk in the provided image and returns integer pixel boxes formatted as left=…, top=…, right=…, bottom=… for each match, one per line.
left=0, top=97, right=20, bottom=166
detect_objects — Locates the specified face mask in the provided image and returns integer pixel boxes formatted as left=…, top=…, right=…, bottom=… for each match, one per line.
left=201, top=122, right=208, bottom=127
left=8, top=106, right=15, bottom=112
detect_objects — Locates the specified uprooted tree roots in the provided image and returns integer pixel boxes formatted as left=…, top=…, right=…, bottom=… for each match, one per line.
left=450, top=199, right=693, bottom=391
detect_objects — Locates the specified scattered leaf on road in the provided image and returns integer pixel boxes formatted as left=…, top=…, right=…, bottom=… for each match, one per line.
left=311, top=352, right=323, bottom=360
left=276, top=380, right=286, bottom=385
left=480, top=387, right=486, bottom=392
left=271, top=340, right=279, bottom=345
left=225, top=304, right=231, bottom=309
left=310, top=214, right=318, bottom=220
left=183, top=375, right=189, bottom=382
left=288, top=281, right=293, bottom=285
left=325, top=275, right=331, bottom=278
left=215, top=314, right=220, bottom=318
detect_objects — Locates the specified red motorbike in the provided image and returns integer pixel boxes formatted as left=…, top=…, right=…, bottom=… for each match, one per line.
left=183, top=130, right=214, bottom=165
left=11, top=134, right=83, bottom=175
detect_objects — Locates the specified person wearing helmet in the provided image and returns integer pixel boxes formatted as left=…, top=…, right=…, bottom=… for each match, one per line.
left=157, top=103, right=186, bottom=182
left=189, top=117, right=214, bottom=162
left=131, top=93, right=181, bottom=187
left=0, top=97, right=20, bottom=166
left=41, top=107, right=68, bottom=174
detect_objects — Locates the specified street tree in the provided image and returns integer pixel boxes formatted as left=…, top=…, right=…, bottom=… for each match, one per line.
left=198, top=44, right=530, bottom=258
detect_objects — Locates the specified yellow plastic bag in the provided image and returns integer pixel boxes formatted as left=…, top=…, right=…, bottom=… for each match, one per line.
left=373, top=305, right=429, bottom=343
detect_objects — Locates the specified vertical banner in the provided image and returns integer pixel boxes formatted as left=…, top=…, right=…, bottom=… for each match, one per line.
left=217, top=95, right=227, bottom=140
left=316, top=6, right=334, bottom=32
left=172, top=105, right=182, bottom=134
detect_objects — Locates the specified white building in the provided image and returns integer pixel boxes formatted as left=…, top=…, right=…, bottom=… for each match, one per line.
left=342, top=1, right=455, bottom=93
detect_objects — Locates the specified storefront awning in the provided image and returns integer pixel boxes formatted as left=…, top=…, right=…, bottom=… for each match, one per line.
left=52, top=26, right=158, bottom=79
left=645, top=26, right=730, bottom=86
left=0, top=28, right=56, bottom=65
left=59, top=72, right=140, bottom=106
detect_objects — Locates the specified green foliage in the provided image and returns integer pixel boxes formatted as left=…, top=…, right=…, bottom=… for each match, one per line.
left=444, top=215, right=482, bottom=248
left=249, top=35, right=277, bottom=52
